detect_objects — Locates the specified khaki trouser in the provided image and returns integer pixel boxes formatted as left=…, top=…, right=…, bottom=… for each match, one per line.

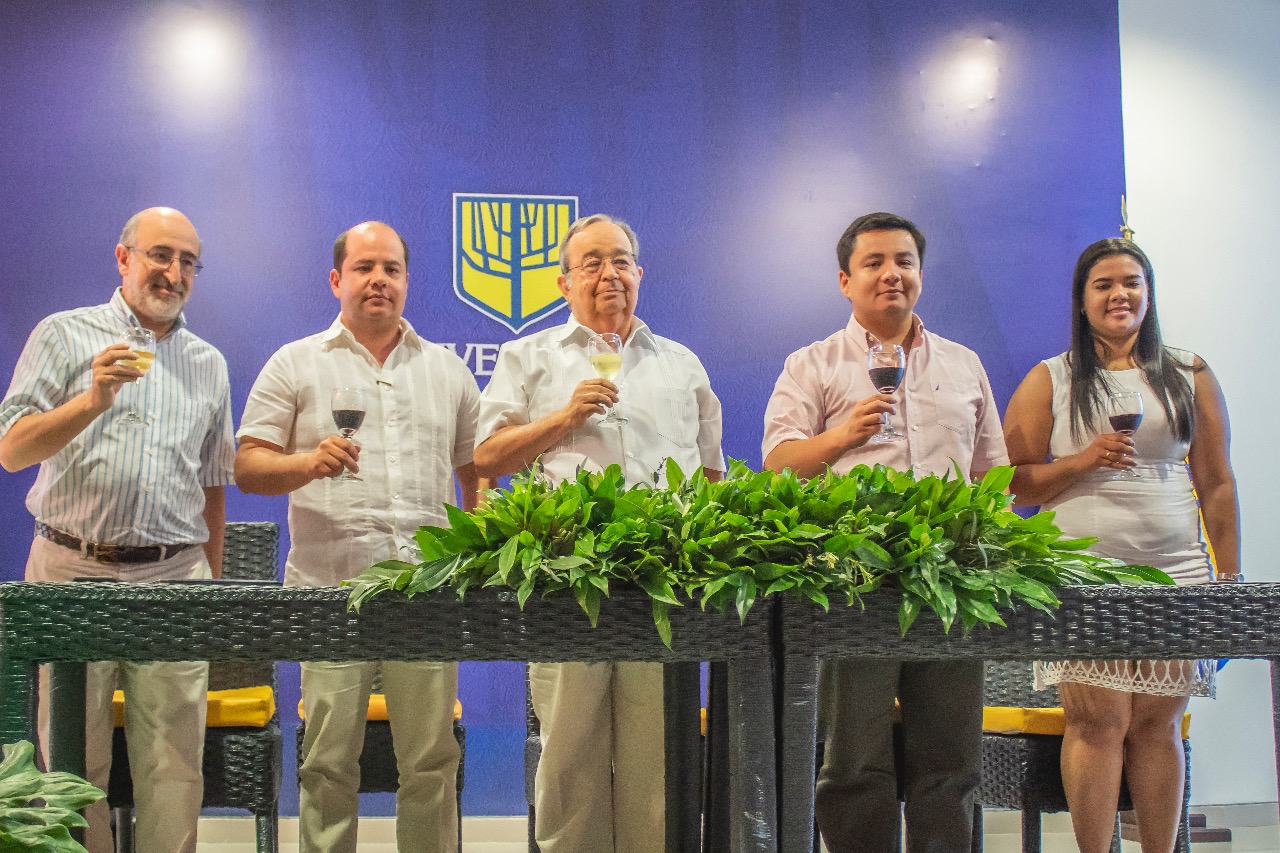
left=530, top=661, right=665, bottom=853
left=29, top=536, right=209, bottom=853
left=815, top=658, right=984, bottom=853
left=298, top=660, right=460, bottom=853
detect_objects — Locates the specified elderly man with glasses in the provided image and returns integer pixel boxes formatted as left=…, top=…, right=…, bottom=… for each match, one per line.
left=475, top=213, right=725, bottom=853
left=0, top=206, right=235, bottom=853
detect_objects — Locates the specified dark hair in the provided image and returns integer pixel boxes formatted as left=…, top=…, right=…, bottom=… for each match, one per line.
left=836, top=212, right=926, bottom=273
left=333, top=222, right=409, bottom=270
left=1067, top=238, right=1196, bottom=443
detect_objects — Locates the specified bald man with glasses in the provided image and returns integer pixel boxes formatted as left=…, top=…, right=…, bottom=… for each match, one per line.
left=0, top=206, right=235, bottom=853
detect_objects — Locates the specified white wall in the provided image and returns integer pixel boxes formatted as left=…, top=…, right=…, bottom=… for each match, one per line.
left=1120, top=0, right=1280, bottom=806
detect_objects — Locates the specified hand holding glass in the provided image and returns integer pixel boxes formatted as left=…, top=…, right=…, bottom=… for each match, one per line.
left=587, top=333, right=627, bottom=424
left=1104, top=391, right=1143, bottom=480
left=118, top=328, right=156, bottom=427
left=330, top=388, right=367, bottom=482
left=867, top=344, right=906, bottom=442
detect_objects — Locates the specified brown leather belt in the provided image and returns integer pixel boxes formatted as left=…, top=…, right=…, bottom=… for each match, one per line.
left=35, top=523, right=197, bottom=565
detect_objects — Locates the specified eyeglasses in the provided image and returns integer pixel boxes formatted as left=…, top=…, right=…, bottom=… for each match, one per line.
left=127, top=246, right=204, bottom=279
left=567, top=254, right=636, bottom=277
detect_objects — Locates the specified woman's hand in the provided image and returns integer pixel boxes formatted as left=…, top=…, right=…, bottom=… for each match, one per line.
left=1079, top=431, right=1137, bottom=473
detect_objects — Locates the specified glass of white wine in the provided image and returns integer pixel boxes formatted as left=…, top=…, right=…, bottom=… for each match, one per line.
left=587, top=333, right=627, bottom=424
left=119, top=327, right=156, bottom=427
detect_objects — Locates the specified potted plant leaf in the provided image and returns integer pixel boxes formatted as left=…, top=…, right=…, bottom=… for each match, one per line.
left=0, top=740, right=104, bottom=853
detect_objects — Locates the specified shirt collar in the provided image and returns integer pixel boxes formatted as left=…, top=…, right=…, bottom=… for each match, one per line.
left=109, top=287, right=187, bottom=336
left=320, top=315, right=420, bottom=351
left=554, top=314, right=655, bottom=348
left=844, top=312, right=926, bottom=353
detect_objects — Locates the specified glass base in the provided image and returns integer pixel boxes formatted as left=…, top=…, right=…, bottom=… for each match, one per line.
left=600, top=413, right=628, bottom=425
left=1110, top=469, right=1141, bottom=480
left=333, top=472, right=362, bottom=482
left=870, top=428, right=905, bottom=442
left=119, top=412, right=149, bottom=428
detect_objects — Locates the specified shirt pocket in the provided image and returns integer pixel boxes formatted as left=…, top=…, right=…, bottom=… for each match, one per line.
left=653, top=387, right=700, bottom=449
left=931, top=381, right=981, bottom=445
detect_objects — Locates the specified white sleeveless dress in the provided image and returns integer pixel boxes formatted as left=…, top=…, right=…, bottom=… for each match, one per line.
left=1033, top=350, right=1215, bottom=697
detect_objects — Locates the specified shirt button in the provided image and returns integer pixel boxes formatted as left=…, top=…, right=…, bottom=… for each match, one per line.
left=911, top=425, right=920, bottom=432
left=625, top=452, right=636, bottom=459
left=389, top=456, right=397, bottom=463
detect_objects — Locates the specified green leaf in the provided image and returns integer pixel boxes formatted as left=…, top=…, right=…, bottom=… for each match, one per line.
left=652, top=600, right=673, bottom=649
left=898, top=595, right=922, bottom=635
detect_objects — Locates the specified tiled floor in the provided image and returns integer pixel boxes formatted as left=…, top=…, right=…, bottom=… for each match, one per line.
left=194, top=807, right=1280, bottom=852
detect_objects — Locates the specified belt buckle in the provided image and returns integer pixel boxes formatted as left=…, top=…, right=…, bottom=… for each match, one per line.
left=90, top=543, right=126, bottom=565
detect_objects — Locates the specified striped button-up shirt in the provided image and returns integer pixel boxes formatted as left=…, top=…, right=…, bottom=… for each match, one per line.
left=0, top=288, right=236, bottom=546
left=237, top=317, right=480, bottom=588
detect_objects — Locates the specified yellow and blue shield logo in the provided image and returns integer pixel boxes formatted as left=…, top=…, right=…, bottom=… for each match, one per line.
left=453, top=193, right=578, bottom=332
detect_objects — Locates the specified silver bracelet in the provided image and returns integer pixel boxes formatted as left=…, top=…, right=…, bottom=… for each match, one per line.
left=1215, top=573, right=1244, bottom=583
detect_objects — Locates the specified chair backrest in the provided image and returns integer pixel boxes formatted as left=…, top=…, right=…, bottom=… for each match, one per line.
left=984, top=660, right=1061, bottom=708
left=208, top=522, right=280, bottom=692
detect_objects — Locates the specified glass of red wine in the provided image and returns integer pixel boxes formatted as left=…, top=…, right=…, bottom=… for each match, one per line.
left=1104, top=391, right=1143, bottom=480
left=331, top=387, right=367, bottom=482
left=867, top=344, right=906, bottom=442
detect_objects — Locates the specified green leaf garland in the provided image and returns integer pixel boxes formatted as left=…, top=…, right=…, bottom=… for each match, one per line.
left=344, top=461, right=1171, bottom=647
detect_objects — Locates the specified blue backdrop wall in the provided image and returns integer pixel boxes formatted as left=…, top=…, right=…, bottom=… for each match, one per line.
left=0, top=0, right=1125, bottom=816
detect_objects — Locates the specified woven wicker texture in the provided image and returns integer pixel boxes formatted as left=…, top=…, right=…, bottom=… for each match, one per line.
left=782, top=585, right=1280, bottom=660
left=773, top=589, right=1280, bottom=853
left=0, top=581, right=777, bottom=853
left=0, top=586, right=770, bottom=664
left=103, top=522, right=283, bottom=853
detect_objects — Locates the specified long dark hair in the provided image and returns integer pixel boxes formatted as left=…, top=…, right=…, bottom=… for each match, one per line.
left=1067, top=238, right=1196, bottom=444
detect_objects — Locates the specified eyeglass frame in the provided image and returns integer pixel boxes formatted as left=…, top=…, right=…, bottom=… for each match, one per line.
left=125, top=246, right=204, bottom=278
left=565, top=253, right=637, bottom=277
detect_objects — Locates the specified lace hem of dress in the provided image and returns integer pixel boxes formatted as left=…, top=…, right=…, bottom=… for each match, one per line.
left=1034, top=658, right=1216, bottom=699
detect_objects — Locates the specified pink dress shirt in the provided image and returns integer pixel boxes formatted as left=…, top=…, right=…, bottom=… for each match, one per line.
left=762, top=314, right=1008, bottom=480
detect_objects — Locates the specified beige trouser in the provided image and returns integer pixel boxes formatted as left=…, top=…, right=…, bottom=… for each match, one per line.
left=29, top=536, right=209, bottom=853
left=530, top=661, right=665, bottom=853
left=298, top=660, right=460, bottom=853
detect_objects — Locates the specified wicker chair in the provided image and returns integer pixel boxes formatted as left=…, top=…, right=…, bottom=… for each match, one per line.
left=107, top=521, right=283, bottom=853
left=979, top=660, right=1191, bottom=853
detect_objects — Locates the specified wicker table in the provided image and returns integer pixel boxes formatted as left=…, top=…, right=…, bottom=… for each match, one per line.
left=776, top=584, right=1280, bottom=853
left=0, top=583, right=777, bottom=853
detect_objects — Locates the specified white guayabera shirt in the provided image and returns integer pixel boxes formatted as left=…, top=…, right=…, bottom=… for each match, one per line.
left=477, top=315, right=726, bottom=488
left=237, top=316, right=480, bottom=588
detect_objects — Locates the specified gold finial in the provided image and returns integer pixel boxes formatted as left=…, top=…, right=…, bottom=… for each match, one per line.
left=1119, top=195, right=1135, bottom=241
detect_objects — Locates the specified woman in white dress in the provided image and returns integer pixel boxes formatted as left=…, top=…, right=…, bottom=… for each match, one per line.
left=1002, top=238, right=1241, bottom=853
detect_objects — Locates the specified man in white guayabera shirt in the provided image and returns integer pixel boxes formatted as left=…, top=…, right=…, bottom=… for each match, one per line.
left=474, top=213, right=725, bottom=853
left=235, top=221, right=481, bottom=853
left=0, top=206, right=235, bottom=853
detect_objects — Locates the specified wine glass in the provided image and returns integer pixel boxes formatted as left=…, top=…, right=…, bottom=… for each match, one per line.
left=867, top=344, right=906, bottom=442
left=1104, top=391, right=1143, bottom=480
left=330, top=388, right=368, bottom=482
left=118, top=327, right=156, bottom=428
left=587, top=333, right=627, bottom=425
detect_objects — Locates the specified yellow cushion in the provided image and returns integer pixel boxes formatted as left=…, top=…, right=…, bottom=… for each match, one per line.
left=113, top=686, right=275, bottom=729
left=983, top=706, right=1191, bottom=738
left=297, top=696, right=463, bottom=723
